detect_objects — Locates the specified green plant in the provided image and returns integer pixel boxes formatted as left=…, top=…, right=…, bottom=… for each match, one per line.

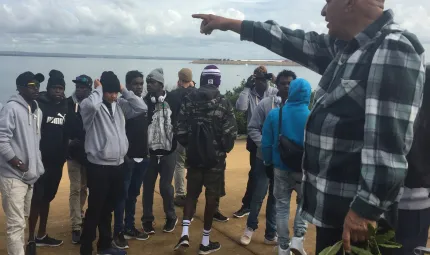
left=319, top=224, right=401, bottom=255
left=225, top=79, right=248, bottom=135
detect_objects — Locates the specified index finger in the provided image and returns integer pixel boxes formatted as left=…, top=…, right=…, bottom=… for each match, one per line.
left=342, top=229, right=351, bottom=253
left=192, top=14, right=208, bottom=20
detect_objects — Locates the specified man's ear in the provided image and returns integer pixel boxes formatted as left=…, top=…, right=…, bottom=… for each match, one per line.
left=345, top=0, right=357, bottom=12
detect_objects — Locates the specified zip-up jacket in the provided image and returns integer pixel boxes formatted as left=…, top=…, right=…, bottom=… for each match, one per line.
left=80, top=86, right=147, bottom=166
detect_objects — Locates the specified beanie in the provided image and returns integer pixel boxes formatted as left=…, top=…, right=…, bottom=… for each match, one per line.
left=47, top=69, right=65, bottom=89
left=200, top=65, right=221, bottom=87
left=100, top=71, right=121, bottom=93
left=178, top=68, right=193, bottom=83
left=147, top=68, right=164, bottom=85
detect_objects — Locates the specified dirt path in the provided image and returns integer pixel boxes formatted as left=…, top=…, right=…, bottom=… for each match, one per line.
left=1, top=140, right=425, bottom=254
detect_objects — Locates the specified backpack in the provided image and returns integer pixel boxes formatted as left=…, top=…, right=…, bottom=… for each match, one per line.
left=186, top=97, right=222, bottom=169
left=278, top=105, right=304, bottom=172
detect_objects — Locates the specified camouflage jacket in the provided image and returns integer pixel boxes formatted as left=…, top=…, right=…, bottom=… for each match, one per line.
left=175, top=85, right=238, bottom=171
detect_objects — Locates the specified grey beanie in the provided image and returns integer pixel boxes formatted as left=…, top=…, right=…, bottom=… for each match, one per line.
left=147, top=68, right=164, bottom=85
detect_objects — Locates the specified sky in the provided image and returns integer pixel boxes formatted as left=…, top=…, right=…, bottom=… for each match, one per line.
left=0, top=0, right=429, bottom=59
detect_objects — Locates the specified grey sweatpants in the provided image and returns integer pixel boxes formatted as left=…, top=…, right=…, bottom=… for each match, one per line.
left=174, top=143, right=186, bottom=196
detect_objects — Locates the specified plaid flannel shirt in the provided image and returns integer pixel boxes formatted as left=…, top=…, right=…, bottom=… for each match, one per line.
left=241, top=9, right=426, bottom=228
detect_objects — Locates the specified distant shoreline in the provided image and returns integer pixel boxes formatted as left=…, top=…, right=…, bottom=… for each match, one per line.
left=191, top=59, right=299, bottom=66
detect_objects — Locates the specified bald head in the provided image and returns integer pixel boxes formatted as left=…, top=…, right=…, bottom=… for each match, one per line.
left=322, top=0, right=385, bottom=41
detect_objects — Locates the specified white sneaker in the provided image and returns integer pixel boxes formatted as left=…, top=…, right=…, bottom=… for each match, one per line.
left=240, top=227, right=254, bottom=246
left=264, top=235, right=278, bottom=245
left=277, top=245, right=291, bottom=255
left=290, top=236, right=306, bottom=255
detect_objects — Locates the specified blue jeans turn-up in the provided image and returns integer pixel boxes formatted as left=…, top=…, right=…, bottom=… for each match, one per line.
left=114, top=158, right=149, bottom=235
left=246, top=158, right=277, bottom=239
left=274, top=168, right=307, bottom=249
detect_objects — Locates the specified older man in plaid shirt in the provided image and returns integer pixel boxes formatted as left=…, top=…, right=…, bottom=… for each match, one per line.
left=193, top=0, right=426, bottom=254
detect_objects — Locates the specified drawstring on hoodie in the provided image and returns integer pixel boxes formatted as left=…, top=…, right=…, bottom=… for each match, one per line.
left=28, top=101, right=40, bottom=135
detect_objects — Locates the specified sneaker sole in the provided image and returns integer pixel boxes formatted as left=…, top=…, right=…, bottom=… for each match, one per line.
left=163, top=218, right=178, bottom=233
left=174, top=240, right=190, bottom=251
left=233, top=212, right=250, bottom=218
left=264, top=239, right=278, bottom=245
left=199, top=245, right=221, bottom=255
left=213, top=218, right=229, bottom=223
left=71, top=240, right=80, bottom=245
left=112, top=242, right=129, bottom=249
left=124, top=235, right=150, bottom=241
left=290, top=248, right=306, bottom=255
left=240, top=239, right=251, bottom=246
left=35, top=242, right=64, bottom=247
left=143, top=230, right=155, bottom=235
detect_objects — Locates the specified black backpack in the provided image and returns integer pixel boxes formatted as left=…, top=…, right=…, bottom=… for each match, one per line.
left=186, top=97, right=222, bottom=169
left=278, top=105, right=304, bottom=172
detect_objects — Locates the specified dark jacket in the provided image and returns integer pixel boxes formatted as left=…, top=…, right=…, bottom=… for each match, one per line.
left=126, top=97, right=149, bottom=159
left=65, top=94, right=87, bottom=164
left=175, top=85, right=238, bottom=171
left=37, top=92, right=69, bottom=163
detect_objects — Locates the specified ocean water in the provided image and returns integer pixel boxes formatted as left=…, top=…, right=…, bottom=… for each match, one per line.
left=0, top=56, right=322, bottom=103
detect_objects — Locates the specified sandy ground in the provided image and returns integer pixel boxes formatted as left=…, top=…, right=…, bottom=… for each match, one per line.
left=0, top=140, right=427, bottom=255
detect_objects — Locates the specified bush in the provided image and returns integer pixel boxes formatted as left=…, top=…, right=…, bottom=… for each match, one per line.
left=225, top=79, right=317, bottom=135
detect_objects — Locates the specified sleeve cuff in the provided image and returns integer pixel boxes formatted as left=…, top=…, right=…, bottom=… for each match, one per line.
left=240, top=20, right=255, bottom=42
left=121, top=88, right=133, bottom=98
left=4, top=149, right=16, bottom=162
left=350, top=196, right=384, bottom=221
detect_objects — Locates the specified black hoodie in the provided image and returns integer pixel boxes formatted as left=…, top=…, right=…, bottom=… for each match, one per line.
left=37, top=92, right=69, bottom=163
left=64, top=94, right=87, bottom=164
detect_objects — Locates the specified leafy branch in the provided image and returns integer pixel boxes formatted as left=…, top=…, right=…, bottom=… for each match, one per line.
left=319, top=224, right=401, bottom=255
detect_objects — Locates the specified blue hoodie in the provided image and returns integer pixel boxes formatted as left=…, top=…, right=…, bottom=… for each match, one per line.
left=262, top=78, right=311, bottom=170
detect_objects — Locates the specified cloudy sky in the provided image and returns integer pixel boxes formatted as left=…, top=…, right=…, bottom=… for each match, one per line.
left=1, top=0, right=429, bottom=59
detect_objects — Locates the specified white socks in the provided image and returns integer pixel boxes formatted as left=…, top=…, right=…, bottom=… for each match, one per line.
left=202, top=229, right=211, bottom=246
left=181, top=220, right=191, bottom=237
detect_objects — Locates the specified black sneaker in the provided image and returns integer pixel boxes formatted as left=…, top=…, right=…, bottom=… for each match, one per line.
left=97, top=246, right=127, bottom=255
left=163, top=217, right=178, bottom=233
left=213, top=211, right=229, bottom=223
left=72, top=230, right=81, bottom=244
left=143, top=222, right=155, bottom=235
left=113, top=232, right=129, bottom=249
left=35, top=234, right=63, bottom=247
left=233, top=207, right=251, bottom=218
left=124, top=227, right=149, bottom=241
left=199, top=241, right=221, bottom=254
left=25, top=241, right=36, bottom=255
left=174, top=195, right=187, bottom=207
left=174, top=235, right=190, bottom=251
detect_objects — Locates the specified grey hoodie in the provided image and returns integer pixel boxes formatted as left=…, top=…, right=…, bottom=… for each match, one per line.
left=236, top=86, right=278, bottom=124
left=247, top=96, right=283, bottom=159
left=80, top=86, right=147, bottom=166
left=0, top=95, right=44, bottom=184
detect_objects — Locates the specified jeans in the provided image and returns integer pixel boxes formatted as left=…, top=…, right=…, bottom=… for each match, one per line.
left=114, top=158, right=148, bottom=235
left=0, top=177, right=33, bottom=255
left=80, top=163, right=125, bottom=254
left=246, top=158, right=276, bottom=239
left=68, top=159, right=87, bottom=231
left=142, top=153, right=177, bottom=222
left=273, top=168, right=307, bottom=249
left=174, top=143, right=186, bottom=196
left=395, top=208, right=430, bottom=255
left=241, top=149, right=257, bottom=209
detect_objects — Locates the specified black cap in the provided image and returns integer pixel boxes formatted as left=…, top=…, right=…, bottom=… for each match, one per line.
left=16, top=71, right=45, bottom=87
left=100, top=71, right=121, bottom=93
left=72, top=75, right=93, bottom=88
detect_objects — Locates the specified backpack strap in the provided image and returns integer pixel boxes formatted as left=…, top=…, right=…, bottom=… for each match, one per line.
left=278, top=104, right=283, bottom=138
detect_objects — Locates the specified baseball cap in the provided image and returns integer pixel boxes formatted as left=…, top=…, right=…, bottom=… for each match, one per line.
left=16, top=71, right=45, bottom=88
left=72, top=75, right=93, bottom=87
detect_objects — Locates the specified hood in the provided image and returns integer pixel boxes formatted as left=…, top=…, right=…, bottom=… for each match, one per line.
left=286, top=78, right=311, bottom=105
left=7, top=94, right=41, bottom=134
left=192, top=84, right=220, bottom=101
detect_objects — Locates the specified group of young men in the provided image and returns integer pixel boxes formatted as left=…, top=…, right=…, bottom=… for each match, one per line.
left=0, top=64, right=241, bottom=255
